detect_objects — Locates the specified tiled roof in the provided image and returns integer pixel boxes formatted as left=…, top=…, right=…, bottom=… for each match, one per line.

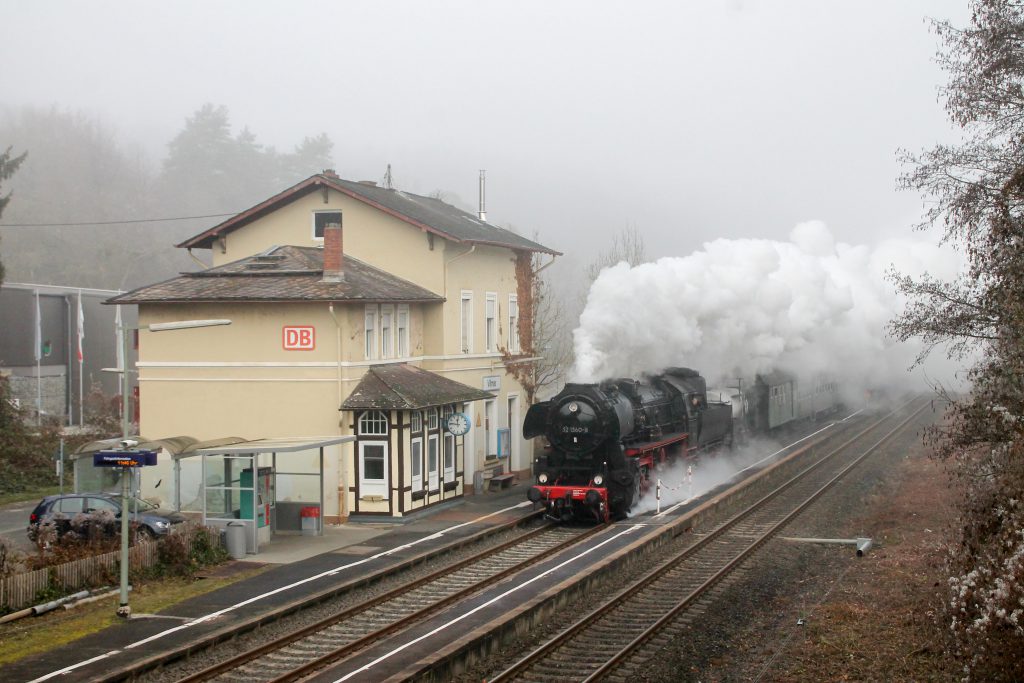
left=177, top=172, right=560, bottom=255
left=341, top=363, right=495, bottom=411
left=106, top=246, right=443, bottom=305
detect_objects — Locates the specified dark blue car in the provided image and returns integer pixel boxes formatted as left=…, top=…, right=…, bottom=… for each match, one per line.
left=27, top=493, right=186, bottom=542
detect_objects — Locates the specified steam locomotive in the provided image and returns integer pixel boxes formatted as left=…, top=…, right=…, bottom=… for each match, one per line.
left=524, top=368, right=734, bottom=522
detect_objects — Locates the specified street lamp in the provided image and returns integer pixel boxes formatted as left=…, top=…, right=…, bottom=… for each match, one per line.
left=113, top=317, right=230, bottom=619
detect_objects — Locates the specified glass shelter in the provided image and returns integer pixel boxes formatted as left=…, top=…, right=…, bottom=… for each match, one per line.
left=178, top=436, right=353, bottom=555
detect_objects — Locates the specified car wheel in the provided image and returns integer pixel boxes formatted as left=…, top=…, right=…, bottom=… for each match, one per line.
left=136, top=526, right=156, bottom=542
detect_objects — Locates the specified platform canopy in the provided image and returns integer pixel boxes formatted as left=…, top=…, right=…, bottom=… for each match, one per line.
left=188, top=436, right=353, bottom=456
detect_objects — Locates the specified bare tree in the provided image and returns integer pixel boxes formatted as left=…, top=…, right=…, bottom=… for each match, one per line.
left=502, top=237, right=572, bottom=405
left=584, top=224, right=647, bottom=286
left=892, top=2, right=1024, bottom=678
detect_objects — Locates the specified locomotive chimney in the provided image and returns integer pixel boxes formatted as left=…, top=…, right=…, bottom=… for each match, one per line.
left=322, top=221, right=344, bottom=282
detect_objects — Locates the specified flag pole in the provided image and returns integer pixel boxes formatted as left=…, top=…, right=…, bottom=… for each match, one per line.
left=78, top=290, right=84, bottom=427
left=35, top=290, right=42, bottom=426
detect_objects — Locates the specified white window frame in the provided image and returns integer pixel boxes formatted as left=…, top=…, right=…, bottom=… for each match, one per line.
left=364, top=305, right=378, bottom=360
left=359, top=441, right=388, bottom=498
left=410, top=410, right=422, bottom=433
left=460, top=291, right=473, bottom=354
left=358, top=410, right=388, bottom=436
left=427, top=407, right=439, bottom=431
left=397, top=304, right=409, bottom=357
left=427, top=434, right=440, bottom=491
left=485, top=292, right=497, bottom=352
left=312, top=210, right=343, bottom=240
left=442, top=405, right=455, bottom=481
left=508, top=294, right=519, bottom=353
left=411, top=437, right=423, bottom=492
left=380, top=304, right=394, bottom=359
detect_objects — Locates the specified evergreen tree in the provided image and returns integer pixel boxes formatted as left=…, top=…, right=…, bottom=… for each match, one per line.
left=0, top=144, right=27, bottom=286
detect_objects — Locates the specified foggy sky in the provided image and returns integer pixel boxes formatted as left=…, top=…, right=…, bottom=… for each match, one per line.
left=1, top=1, right=968, bottom=268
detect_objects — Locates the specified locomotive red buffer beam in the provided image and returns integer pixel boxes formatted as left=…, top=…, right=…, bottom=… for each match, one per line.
left=527, top=485, right=609, bottom=522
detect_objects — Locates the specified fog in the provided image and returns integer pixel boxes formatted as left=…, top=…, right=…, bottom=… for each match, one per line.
left=1, top=1, right=968, bottom=266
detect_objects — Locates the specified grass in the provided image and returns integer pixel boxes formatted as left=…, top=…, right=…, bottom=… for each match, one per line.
left=0, top=565, right=270, bottom=666
left=0, top=485, right=62, bottom=507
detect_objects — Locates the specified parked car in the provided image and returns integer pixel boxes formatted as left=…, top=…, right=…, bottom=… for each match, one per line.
left=27, top=493, right=186, bottom=542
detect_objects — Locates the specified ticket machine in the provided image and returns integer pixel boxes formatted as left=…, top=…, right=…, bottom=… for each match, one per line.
left=240, top=466, right=274, bottom=531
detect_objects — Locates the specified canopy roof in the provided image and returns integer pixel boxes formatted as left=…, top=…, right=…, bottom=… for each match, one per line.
left=341, top=363, right=494, bottom=411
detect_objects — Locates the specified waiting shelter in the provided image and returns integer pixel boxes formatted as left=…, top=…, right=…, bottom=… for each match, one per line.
left=176, top=436, right=354, bottom=555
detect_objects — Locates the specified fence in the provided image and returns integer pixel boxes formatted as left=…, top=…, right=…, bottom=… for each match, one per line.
left=0, top=525, right=218, bottom=612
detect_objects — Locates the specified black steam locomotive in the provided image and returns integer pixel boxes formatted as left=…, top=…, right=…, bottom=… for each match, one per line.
left=524, top=368, right=734, bottom=522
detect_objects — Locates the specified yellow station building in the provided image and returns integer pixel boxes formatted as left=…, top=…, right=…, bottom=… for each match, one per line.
left=109, top=170, right=559, bottom=522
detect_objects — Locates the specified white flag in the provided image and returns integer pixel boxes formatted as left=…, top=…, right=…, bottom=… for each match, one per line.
left=76, top=291, right=85, bottom=363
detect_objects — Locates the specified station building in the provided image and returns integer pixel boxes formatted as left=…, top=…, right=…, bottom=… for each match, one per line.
left=109, top=170, right=559, bottom=522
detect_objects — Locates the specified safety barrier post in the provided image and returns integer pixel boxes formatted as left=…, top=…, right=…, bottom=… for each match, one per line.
left=687, top=464, right=693, bottom=499
left=656, top=478, right=662, bottom=514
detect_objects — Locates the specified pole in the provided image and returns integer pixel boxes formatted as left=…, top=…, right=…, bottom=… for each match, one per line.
left=117, top=463, right=131, bottom=618
left=59, top=439, right=65, bottom=496
left=35, top=290, right=42, bottom=427
left=656, top=478, right=662, bottom=514
left=120, top=321, right=131, bottom=439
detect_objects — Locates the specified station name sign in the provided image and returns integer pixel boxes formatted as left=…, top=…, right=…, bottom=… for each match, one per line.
left=93, top=450, right=158, bottom=468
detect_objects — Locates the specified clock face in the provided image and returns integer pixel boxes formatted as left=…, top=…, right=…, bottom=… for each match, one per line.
left=446, top=412, right=470, bottom=435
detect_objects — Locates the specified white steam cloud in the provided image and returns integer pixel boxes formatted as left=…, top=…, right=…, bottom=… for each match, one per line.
left=572, top=221, right=963, bottom=394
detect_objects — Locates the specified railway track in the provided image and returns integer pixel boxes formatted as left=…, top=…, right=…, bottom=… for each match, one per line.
left=490, top=396, right=930, bottom=683
left=175, top=522, right=603, bottom=683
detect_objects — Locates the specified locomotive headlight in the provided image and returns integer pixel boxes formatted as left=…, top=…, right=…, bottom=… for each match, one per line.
left=568, top=402, right=579, bottom=413
left=538, top=472, right=549, bottom=484
left=592, top=474, right=604, bottom=486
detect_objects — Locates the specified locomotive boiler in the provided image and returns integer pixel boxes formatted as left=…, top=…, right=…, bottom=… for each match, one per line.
left=523, top=368, right=733, bottom=522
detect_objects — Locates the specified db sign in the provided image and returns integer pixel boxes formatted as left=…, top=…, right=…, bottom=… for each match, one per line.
left=283, top=326, right=316, bottom=351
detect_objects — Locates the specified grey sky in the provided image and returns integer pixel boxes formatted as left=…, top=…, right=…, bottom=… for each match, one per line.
left=1, top=1, right=967, bottom=269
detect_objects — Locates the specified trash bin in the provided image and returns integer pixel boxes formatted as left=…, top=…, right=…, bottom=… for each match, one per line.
left=225, top=521, right=247, bottom=559
left=300, top=506, right=320, bottom=536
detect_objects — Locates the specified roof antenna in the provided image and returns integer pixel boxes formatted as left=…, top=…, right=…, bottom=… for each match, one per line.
left=382, top=164, right=394, bottom=190
left=478, top=169, right=487, bottom=222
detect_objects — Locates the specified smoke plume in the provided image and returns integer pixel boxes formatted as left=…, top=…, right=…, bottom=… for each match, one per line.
left=572, top=221, right=963, bottom=394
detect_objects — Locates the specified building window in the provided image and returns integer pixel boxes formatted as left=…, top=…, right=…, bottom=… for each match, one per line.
left=381, top=305, right=394, bottom=359
left=427, top=407, right=438, bottom=431
left=411, top=437, right=423, bottom=491
left=313, top=211, right=342, bottom=239
left=358, top=410, right=388, bottom=436
left=442, top=405, right=455, bottom=480
left=427, top=434, right=439, bottom=491
left=359, top=442, right=387, bottom=497
left=411, top=410, right=422, bottom=433
left=508, top=295, right=519, bottom=353
left=460, top=291, right=473, bottom=354
left=485, top=292, right=497, bottom=352
left=364, top=305, right=378, bottom=360
left=397, top=305, right=409, bottom=357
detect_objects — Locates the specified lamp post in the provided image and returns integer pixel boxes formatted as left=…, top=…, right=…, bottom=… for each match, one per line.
left=114, top=318, right=231, bottom=619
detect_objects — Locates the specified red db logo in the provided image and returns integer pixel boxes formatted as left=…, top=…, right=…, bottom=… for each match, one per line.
left=283, top=326, right=315, bottom=350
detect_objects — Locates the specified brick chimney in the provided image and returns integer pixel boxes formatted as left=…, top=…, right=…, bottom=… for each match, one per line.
left=322, top=222, right=344, bottom=282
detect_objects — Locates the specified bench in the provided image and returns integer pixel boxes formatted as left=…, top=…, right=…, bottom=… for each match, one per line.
left=488, top=473, right=515, bottom=491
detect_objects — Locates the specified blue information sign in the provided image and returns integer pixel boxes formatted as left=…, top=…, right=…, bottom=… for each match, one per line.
left=93, top=450, right=158, bottom=468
